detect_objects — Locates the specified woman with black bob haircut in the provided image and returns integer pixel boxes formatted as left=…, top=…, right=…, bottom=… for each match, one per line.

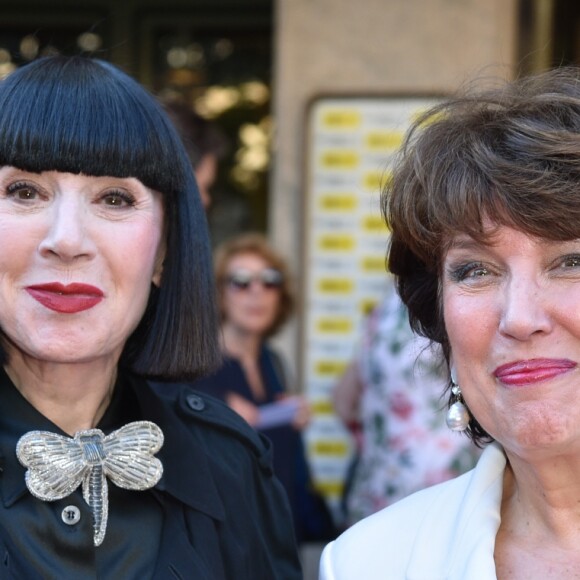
left=0, top=55, right=214, bottom=379
left=0, top=55, right=301, bottom=578
left=321, top=67, right=580, bottom=578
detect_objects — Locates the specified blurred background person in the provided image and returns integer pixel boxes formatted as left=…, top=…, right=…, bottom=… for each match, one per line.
left=162, top=99, right=229, bottom=210
left=195, top=232, right=337, bottom=545
left=333, top=281, right=480, bottom=527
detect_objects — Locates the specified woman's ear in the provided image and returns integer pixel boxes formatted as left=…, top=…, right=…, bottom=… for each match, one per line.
left=152, top=265, right=163, bottom=287
left=152, top=242, right=166, bottom=287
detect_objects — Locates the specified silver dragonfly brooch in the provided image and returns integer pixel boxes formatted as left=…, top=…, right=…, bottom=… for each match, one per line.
left=16, top=420, right=164, bottom=546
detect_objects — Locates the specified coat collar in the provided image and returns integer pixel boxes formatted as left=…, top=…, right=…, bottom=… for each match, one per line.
left=405, top=442, right=505, bottom=580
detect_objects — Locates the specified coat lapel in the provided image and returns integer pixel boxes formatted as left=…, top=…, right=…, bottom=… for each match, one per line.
left=133, top=377, right=226, bottom=521
left=406, top=443, right=505, bottom=580
left=151, top=491, right=225, bottom=580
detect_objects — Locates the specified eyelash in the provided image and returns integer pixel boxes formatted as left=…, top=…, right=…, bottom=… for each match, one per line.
left=448, top=253, right=580, bottom=283
left=447, top=262, right=490, bottom=282
left=100, top=189, right=136, bottom=207
left=560, top=254, right=580, bottom=269
left=6, top=181, right=40, bottom=200
left=5, top=183, right=137, bottom=209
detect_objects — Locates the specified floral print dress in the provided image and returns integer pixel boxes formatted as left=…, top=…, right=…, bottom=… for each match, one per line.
left=345, top=282, right=480, bottom=525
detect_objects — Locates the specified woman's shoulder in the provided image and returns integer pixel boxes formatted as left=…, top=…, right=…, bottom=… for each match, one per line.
left=137, top=378, right=302, bottom=579
left=320, top=442, right=506, bottom=580
left=321, top=476, right=466, bottom=579
left=144, top=378, right=273, bottom=470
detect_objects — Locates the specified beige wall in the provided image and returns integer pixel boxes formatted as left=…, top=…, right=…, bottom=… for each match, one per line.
left=270, top=0, right=519, bottom=368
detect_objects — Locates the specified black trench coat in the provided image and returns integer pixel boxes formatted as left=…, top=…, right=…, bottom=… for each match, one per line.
left=0, top=375, right=303, bottom=580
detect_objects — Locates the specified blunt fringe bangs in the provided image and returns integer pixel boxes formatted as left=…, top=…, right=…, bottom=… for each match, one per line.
left=383, top=66, right=580, bottom=445
left=0, top=56, right=220, bottom=380
left=0, top=56, right=183, bottom=195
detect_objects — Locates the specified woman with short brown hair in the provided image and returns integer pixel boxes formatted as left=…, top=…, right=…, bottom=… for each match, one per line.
left=321, top=67, right=580, bottom=579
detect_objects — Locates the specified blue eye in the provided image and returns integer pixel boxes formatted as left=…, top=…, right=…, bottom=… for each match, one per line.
left=561, top=255, right=580, bottom=269
left=448, top=262, right=489, bottom=282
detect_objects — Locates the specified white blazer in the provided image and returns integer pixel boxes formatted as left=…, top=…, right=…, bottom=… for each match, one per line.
left=319, top=442, right=506, bottom=580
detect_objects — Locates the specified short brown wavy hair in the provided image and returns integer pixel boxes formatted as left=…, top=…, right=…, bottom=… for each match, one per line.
left=214, top=232, right=295, bottom=337
left=383, top=67, right=580, bottom=445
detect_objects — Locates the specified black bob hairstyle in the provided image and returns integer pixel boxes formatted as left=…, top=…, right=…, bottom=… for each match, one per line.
left=0, top=55, right=220, bottom=380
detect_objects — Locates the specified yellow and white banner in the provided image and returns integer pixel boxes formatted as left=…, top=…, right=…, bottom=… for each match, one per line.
left=301, top=96, right=440, bottom=506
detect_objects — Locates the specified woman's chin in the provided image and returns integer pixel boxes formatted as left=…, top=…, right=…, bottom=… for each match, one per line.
left=7, top=338, right=118, bottom=368
left=496, top=409, right=580, bottom=456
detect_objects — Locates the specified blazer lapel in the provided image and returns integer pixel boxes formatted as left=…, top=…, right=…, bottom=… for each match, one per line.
left=406, top=443, right=505, bottom=580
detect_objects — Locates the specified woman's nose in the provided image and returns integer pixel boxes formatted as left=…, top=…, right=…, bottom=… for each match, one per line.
left=498, top=277, right=552, bottom=340
left=38, top=197, right=95, bottom=262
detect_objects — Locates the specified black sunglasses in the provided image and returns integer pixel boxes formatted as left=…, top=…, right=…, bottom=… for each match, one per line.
left=226, top=268, right=283, bottom=291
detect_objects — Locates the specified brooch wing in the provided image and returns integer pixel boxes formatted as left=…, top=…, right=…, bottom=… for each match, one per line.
left=102, top=421, right=164, bottom=490
left=16, top=431, right=87, bottom=501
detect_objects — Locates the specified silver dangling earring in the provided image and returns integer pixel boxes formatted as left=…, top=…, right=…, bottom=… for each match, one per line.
left=446, top=368, right=469, bottom=432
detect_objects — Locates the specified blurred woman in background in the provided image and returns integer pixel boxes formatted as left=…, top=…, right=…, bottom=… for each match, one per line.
left=196, top=232, right=337, bottom=544
left=333, top=281, right=479, bottom=527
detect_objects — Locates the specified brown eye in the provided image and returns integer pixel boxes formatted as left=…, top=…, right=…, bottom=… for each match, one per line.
left=6, top=182, right=39, bottom=201
left=101, top=190, right=135, bottom=207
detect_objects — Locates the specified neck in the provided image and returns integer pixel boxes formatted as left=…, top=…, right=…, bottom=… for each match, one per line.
left=4, top=350, right=119, bottom=436
left=502, top=448, right=580, bottom=547
left=221, top=323, right=263, bottom=361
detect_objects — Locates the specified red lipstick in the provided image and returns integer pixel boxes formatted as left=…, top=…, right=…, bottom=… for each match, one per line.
left=26, top=283, right=104, bottom=314
left=493, top=358, right=577, bottom=386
